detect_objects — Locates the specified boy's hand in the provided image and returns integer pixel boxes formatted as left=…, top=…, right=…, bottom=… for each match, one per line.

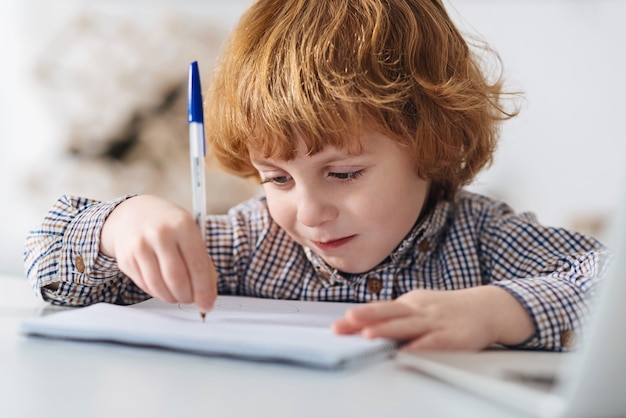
left=100, top=195, right=217, bottom=313
left=332, top=286, right=535, bottom=350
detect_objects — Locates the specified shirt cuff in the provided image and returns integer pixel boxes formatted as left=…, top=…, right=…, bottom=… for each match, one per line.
left=491, top=277, right=588, bottom=351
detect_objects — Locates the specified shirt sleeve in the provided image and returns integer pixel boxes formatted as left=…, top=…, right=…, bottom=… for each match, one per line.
left=476, top=199, right=607, bottom=351
left=23, top=194, right=150, bottom=306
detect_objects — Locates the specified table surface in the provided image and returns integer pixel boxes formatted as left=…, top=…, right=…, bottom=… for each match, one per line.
left=0, top=274, right=533, bottom=418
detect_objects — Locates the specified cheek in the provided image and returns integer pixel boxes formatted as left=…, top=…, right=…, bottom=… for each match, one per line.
left=265, top=191, right=294, bottom=230
left=359, top=177, right=429, bottom=225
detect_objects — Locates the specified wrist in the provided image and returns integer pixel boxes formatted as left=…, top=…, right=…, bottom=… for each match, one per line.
left=99, top=196, right=136, bottom=258
left=485, top=286, right=535, bottom=346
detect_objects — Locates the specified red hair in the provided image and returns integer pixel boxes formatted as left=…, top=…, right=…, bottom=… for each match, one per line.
left=205, top=0, right=520, bottom=199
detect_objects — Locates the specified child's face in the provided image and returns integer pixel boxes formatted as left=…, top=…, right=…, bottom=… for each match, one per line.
left=251, top=130, right=430, bottom=274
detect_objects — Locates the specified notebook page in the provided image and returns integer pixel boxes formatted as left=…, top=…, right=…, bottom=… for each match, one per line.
left=20, top=296, right=397, bottom=369
left=135, top=295, right=357, bottom=327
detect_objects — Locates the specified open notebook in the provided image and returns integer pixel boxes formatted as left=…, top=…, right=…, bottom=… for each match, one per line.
left=20, top=295, right=396, bottom=370
left=396, top=185, right=626, bottom=417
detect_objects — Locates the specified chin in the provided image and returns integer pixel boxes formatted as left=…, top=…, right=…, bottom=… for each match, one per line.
left=328, top=258, right=383, bottom=276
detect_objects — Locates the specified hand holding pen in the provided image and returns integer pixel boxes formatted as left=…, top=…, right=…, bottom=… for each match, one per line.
left=96, top=63, right=217, bottom=318
left=99, top=195, right=218, bottom=315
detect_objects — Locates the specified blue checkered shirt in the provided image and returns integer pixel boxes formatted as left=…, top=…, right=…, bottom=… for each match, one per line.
left=24, top=190, right=606, bottom=351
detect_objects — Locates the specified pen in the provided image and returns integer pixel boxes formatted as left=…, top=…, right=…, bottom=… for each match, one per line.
left=188, top=61, right=208, bottom=323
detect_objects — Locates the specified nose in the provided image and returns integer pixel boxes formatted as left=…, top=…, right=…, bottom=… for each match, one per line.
left=296, top=186, right=338, bottom=227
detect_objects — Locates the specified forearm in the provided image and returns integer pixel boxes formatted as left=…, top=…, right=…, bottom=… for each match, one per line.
left=473, top=286, right=535, bottom=346
left=492, top=273, right=596, bottom=351
left=480, top=205, right=606, bottom=351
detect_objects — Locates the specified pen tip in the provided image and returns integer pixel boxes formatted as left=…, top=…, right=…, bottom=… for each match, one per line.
left=200, top=311, right=206, bottom=323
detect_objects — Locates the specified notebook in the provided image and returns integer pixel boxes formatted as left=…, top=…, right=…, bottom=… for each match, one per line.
left=19, top=295, right=396, bottom=370
left=396, top=189, right=626, bottom=417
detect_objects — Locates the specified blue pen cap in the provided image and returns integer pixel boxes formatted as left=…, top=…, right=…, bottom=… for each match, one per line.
left=188, top=61, right=204, bottom=123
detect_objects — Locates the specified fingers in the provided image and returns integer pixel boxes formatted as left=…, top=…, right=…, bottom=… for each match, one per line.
left=177, top=230, right=218, bottom=313
left=119, top=220, right=216, bottom=310
left=122, top=243, right=177, bottom=304
left=333, top=302, right=415, bottom=335
left=333, top=305, right=457, bottom=350
left=157, top=239, right=193, bottom=304
left=149, top=224, right=216, bottom=311
left=332, top=300, right=443, bottom=345
left=333, top=292, right=490, bottom=350
left=361, top=316, right=429, bottom=340
left=120, top=257, right=152, bottom=299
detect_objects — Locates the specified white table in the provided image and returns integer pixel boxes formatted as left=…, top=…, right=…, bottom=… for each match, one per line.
left=0, top=274, right=532, bottom=418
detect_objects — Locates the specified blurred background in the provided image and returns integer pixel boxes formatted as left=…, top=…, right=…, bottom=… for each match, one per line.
left=1, top=0, right=625, bottom=276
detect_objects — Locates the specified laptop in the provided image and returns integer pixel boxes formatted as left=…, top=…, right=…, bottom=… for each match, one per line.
left=396, top=188, right=626, bottom=417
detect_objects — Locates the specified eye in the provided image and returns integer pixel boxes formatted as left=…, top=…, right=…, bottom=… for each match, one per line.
left=261, top=175, right=293, bottom=185
left=328, top=169, right=366, bottom=181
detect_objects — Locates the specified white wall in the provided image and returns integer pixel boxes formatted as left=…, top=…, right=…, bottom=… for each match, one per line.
left=1, top=0, right=625, bottom=275
left=452, top=0, right=626, bottom=230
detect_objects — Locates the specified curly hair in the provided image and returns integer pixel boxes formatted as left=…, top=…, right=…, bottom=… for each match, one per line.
left=205, top=0, right=520, bottom=200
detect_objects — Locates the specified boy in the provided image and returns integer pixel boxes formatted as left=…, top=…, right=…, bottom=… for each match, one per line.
left=24, top=0, right=604, bottom=352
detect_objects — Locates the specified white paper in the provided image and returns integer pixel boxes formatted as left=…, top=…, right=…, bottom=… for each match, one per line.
left=20, top=296, right=397, bottom=369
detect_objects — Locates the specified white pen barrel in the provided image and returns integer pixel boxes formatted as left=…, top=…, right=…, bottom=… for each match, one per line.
left=189, top=122, right=207, bottom=238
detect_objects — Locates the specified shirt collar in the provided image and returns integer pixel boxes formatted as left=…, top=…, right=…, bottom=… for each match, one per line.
left=303, top=198, right=452, bottom=285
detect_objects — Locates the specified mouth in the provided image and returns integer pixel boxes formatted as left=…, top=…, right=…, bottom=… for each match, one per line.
left=311, top=235, right=356, bottom=251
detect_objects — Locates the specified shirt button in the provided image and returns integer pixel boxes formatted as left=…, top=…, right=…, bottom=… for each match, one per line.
left=561, top=330, right=577, bottom=349
left=366, top=277, right=383, bottom=294
left=75, top=255, right=85, bottom=273
left=316, top=266, right=332, bottom=279
left=418, top=239, right=430, bottom=252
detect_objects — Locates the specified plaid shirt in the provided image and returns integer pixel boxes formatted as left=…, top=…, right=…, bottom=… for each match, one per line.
left=24, top=190, right=605, bottom=351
